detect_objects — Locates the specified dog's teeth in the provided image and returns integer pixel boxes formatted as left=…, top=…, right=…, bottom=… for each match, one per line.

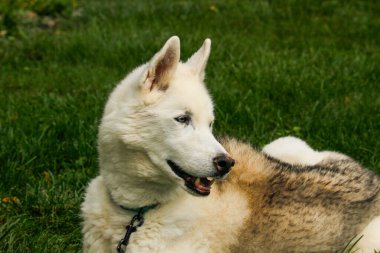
left=207, top=177, right=213, bottom=181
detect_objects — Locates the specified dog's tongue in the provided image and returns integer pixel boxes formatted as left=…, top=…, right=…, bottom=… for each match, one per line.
left=194, top=177, right=215, bottom=193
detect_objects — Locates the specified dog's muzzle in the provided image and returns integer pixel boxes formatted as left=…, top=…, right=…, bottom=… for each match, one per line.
left=167, top=154, right=235, bottom=196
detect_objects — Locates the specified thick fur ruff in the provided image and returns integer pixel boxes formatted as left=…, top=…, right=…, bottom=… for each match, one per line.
left=81, top=37, right=380, bottom=253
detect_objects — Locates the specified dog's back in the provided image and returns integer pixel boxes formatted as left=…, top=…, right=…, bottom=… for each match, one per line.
left=219, top=137, right=380, bottom=253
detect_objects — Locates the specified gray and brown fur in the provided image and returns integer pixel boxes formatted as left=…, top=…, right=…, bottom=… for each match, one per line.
left=217, top=138, right=380, bottom=253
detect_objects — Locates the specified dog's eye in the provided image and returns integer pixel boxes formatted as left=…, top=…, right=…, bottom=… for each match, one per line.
left=175, top=115, right=191, bottom=125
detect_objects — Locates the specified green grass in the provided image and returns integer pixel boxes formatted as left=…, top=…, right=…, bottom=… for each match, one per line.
left=1, top=0, right=379, bottom=251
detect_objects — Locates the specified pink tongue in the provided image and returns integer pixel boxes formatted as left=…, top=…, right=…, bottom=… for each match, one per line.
left=194, top=178, right=212, bottom=192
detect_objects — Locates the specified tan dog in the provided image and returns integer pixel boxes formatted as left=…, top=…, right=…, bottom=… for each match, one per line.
left=81, top=36, right=380, bottom=253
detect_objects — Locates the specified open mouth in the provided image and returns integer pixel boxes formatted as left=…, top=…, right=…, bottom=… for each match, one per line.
left=167, top=160, right=215, bottom=196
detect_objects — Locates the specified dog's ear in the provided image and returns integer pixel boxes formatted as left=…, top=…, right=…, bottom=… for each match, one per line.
left=186, top=38, right=211, bottom=80
left=142, top=36, right=180, bottom=92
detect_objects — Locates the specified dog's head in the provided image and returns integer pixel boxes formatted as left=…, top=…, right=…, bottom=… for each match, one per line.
left=100, top=36, right=234, bottom=197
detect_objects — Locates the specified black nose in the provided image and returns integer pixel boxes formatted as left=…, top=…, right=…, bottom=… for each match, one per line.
left=213, top=154, right=235, bottom=177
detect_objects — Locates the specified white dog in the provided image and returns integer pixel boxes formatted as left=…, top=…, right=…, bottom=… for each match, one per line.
left=81, top=36, right=380, bottom=253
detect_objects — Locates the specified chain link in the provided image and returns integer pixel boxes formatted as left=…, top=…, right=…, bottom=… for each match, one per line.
left=116, top=209, right=145, bottom=253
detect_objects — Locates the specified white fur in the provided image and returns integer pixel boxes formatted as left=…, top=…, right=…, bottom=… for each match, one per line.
left=82, top=37, right=247, bottom=252
left=82, top=176, right=249, bottom=252
left=262, top=136, right=349, bottom=166
left=98, top=36, right=228, bottom=209
left=355, top=216, right=380, bottom=253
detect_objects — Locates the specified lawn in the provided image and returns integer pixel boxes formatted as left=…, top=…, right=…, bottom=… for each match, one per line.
left=1, top=0, right=379, bottom=252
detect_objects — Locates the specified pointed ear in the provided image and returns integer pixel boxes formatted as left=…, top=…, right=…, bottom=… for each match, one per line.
left=186, top=38, right=211, bottom=80
left=142, top=36, right=180, bottom=92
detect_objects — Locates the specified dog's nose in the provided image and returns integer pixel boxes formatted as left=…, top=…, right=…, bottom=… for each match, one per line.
left=213, top=154, right=235, bottom=177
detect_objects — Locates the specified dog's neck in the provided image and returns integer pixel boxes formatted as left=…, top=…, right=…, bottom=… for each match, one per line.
left=107, top=188, right=159, bottom=213
left=99, top=142, right=183, bottom=209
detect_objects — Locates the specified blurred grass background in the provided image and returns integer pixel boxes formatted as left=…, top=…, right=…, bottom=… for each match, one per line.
left=1, top=0, right=379, bottom=252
